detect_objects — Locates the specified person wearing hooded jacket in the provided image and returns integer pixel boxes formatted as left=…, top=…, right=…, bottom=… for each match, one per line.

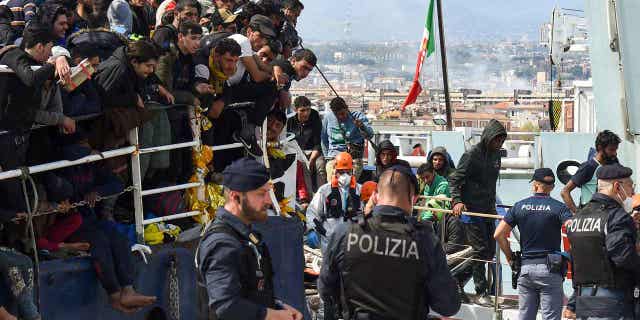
left=449, top=119, right=507, bottom=304
left=427, top=146, right=456, bottom=180
left=374, top=140, right=410, bottom=181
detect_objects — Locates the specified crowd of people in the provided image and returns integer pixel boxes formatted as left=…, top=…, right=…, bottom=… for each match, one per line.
left=304, top=124, right=640, bottom=320
left=0, top=0, right=318, bottom=318
left=1, top=0, right=639, bottom=318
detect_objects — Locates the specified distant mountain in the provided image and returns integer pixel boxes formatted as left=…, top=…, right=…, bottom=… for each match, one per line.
left=297, top=0, right=584, bottom=42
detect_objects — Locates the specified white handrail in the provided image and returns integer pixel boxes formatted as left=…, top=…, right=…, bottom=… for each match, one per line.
left=141, top=182, right=202, bottom=197
left=0, top=146, right=136, bottom=181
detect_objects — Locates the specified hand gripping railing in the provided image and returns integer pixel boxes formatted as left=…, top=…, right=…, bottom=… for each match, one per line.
left=415, top=195, right=509, bottom=318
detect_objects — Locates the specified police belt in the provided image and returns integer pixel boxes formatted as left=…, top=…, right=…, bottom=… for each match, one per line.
left=521, top=257, right=548, bottom=265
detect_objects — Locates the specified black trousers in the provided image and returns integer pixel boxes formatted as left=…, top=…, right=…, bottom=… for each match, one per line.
left=68, top=220, right=134, bottom=295
left=463, top=218, right=496, bottom=295
left=0, top=131, right=30, bottom=213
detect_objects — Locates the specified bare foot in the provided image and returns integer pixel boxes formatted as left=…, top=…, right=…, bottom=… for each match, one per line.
left=109, top=292, right=139, bottom=314
left=120, top=286, right=157, bottom=308
left=60, top=242, right=91, bottom=251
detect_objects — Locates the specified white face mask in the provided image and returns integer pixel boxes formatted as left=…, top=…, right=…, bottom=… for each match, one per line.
left=338, top=173, right=352, bottom=188
left=618, top=186, right=634, bottom=213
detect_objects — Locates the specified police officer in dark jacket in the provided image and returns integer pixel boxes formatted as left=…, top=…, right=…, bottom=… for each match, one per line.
left=494, top=168, right=572, bottom=320
left=449, top=118, right=507, bottom=304
left=196, top=158, right=303, bottom=320
left=566, top=164, right=640, bottom=319
left=319, top=164, right=461, bottom=320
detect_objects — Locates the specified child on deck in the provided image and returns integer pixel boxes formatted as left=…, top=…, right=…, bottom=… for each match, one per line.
left=58, top=130, right=156, bottom=313
left=36, top=174, right=90, bottom=253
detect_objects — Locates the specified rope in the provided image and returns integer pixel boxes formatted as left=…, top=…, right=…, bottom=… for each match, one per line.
left=413, top=205, right=503, bottom=219
left=18, top=167, right=40, bottom=308
left=418, top=195, right=513, bottom=208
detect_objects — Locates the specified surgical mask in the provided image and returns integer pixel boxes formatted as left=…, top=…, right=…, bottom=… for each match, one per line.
left=618, top=186, right=634, bottom=213
left=338, top=173, right=352, bottom=188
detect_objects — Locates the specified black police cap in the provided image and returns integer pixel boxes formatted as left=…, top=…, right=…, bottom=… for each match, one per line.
left=596, top=164, right=633, bottom=180
left=530, top=167, right=555, bottom=184
left=223, top=157, right=270, bottom=192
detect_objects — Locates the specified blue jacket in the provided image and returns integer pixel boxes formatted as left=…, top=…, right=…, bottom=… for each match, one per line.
left=196, top=208, right=270, bottom=320
left=318, top=205, right=461, bottom=317
left=321, top=110, right=374, bottom=158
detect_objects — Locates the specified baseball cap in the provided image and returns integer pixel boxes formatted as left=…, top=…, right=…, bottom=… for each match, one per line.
left=249, top=14, right=277, bottom=38
left=218, top=8, right=237, bottom=24
left=530, top=168, right=555, bottom=185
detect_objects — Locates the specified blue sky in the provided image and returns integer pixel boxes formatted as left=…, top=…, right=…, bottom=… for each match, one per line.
left=297, top=0, right=585, bottom=42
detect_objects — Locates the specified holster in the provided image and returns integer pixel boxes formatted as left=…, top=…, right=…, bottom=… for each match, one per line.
left=511, top=251, right=522, bottom=289
left=546, top=253, right=568, bottom=277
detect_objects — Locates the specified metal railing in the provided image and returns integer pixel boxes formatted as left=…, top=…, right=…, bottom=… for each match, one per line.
left=415, top=195, right=511, bottom=318
left=0, top=102, right=245, bottom=243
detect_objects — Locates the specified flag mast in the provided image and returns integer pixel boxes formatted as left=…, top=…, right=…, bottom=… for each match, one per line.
left=435, top=0, right=453, bottom=130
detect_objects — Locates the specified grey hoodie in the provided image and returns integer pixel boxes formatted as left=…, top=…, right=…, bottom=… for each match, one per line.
left=427, top=146, right=455, bottom=179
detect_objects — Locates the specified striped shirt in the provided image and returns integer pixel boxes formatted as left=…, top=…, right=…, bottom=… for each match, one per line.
left=0, top=0, right=36, bottom=31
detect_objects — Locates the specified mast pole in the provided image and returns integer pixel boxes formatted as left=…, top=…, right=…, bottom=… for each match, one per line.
left=436, top=0, right=453, bottom=130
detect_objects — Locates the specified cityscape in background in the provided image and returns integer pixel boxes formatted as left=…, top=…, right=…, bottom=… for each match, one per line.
left=291, top=9, right=591, bottom=134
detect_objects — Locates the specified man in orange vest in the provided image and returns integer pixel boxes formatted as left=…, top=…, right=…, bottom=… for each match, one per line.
left=306, top=152, right=362, bottom=252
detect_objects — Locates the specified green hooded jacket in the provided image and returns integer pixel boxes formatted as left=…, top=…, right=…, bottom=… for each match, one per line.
left=420, top=174, right=450, bottom=221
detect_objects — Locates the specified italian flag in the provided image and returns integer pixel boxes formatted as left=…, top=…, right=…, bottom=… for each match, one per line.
left=401, top=0, right=436, bottom=111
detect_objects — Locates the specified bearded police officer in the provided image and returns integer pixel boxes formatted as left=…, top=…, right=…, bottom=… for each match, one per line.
left=197, top=158, right=303, bottom=320
left=318, top=165, right=461, bottom=320
left=567, top=164, right=640, bottom=319
left=494, top=168, right=572, bottom=320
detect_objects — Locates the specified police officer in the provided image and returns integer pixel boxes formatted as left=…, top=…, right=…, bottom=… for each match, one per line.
left=306, top=152, right=362, bottom=252
left=197, top=158, right=303, bottom=320
left=494, top=168, right=572, bottom=320
left=566, top=164, right=640, bottom=319
left=318, top=164, right=461, bottom=320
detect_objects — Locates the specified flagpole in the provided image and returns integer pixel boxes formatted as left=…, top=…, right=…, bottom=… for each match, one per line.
left=436, top=0, right=453, bottom=130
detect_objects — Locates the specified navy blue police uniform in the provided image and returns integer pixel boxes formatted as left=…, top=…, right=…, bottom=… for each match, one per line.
left=196, top=158, right=277, bottom=320
left=504, top=168, right=572, bottom=319
left=505, top=168, right=572, bottom=262
left=566, top=164, right=640, bottom=319
left=318, top=165, right=460, bottom=320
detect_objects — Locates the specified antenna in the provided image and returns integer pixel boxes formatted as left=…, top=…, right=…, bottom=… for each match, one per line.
left=344, top=0, right=353, bottom=43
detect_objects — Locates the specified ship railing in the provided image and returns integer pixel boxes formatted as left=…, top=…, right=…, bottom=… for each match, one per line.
left=415, top=195, right=514, bottom=317
left=1, top=102, right=245, bottom=244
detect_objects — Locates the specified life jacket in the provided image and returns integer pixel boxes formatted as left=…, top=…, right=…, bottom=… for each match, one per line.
left=340, top=214, right=427, bottom=320
left=325, top=175, right=360, bottom=221
left=566, top=202, right=623, bottom=288
left=196, top=221, right=276, bottom=314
